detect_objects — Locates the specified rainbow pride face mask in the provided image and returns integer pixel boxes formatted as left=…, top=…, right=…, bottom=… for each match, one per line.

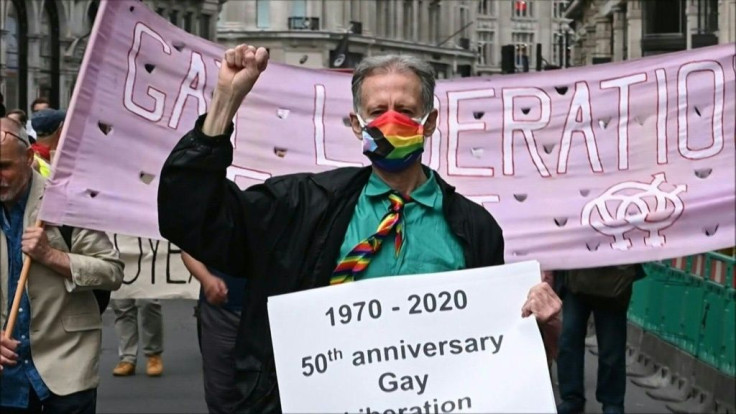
left=357, top=110, right=430, bottom=172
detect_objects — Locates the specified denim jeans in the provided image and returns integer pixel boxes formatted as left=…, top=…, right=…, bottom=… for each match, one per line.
left=556, top=291, right=628, bottom=413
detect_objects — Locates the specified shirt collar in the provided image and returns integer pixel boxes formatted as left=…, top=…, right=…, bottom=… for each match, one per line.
left=365, top=170, right=440, bottom=209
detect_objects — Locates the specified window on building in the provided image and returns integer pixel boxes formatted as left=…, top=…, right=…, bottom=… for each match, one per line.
left=459, top=5, right=470, bottom=39
left=403, top=0, right=413, bottom=40
left=39, top=0, right=60, bottom=106
left=697, top=0, right=718, bottom=33
left=256, top=0, right=270, bottom=29
left=477, top=31, right=495, bottom=66
left=169, top=10, right=178, bottom=25
left=4, top=1, right=21, bottom=111
left=430, top=62, right=448, bottom=79
left=478, top=0, right=496, bottom=16
left=156, top=7, right=165, bottom=16
left=429, top=0, right=441, bottom=43
left=512, top=32, right=534, bottom=70
left=350, top=0, right=361, bottom=21
left=183, top=12, right=193, bottom=33
left=199, top=14, right=212, bottom=39
left=291, top=0, right=306, bottom=17
left=87, top=0, right=99, bottom=29
left=378, top=0, right=391, bottom=37
left=553, top=1, right=568, bottom=19
left=512, top=0, right=533, bottom=18
left=644, top=0, right=684, bottom=34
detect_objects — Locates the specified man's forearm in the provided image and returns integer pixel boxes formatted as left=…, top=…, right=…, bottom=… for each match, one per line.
left=202, top=91, right=242, bottom=136
left=39, top=249, right=73, bottom=279
left=182, top=252, right=217, bottom=285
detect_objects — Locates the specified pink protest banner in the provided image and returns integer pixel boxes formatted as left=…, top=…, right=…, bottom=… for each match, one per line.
left=41, top=0, right=735, bottom=270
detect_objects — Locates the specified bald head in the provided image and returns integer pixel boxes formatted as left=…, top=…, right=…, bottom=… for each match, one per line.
left=0, top=117, right=34, bottom=205
left=1, top=117, right=29, bottom=153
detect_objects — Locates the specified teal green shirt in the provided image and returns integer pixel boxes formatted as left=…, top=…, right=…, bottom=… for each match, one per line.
left=337, top=171, right=466, bottom=280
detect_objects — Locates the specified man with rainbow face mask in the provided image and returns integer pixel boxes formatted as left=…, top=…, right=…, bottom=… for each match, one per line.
left=158, top=44, right=561, bottom=413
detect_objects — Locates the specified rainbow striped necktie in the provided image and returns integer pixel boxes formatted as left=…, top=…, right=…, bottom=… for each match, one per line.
left=331, top=192, right=409, bottom=285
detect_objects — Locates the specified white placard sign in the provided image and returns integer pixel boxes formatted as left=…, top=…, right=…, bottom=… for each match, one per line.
left=268, top=261, right=556, bottom=414
left=109, top=233, right=200, bottom=299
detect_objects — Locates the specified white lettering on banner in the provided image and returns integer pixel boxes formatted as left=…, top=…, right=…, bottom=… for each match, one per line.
left=40, top=0, right=736, bottom=271
left=656, top=68, right=669, bottom=165
left=502, top=88, right=551, bottom=177
left=468, top=195, right=501, bottom=206
left=599, top=73, right=647, bottom=171
left=168, top=51, right=207, bottom=129
left=677, top=61, right=725, bottom=159
left=124, top=22, right=171, bottom=121
left=557, top=81, right=603, bottom=174
left=447, top=89, right=495, bottom=176
left=227, top=165, right=270, bottom=183
left=313, top=84, right=363, bottom=168
left=268, top=261, right=556, bottom=413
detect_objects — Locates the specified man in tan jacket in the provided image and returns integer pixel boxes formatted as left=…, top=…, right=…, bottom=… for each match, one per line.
left=0, top=117, right=124, bottom=413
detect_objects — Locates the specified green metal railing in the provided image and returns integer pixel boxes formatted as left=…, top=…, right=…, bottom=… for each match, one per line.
left=628, top=252, right=736, bottom=376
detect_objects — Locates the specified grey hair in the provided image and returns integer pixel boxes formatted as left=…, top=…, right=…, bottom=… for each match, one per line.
left=351, top=55, right=436, bottom=116
left=17, top=127, right=30, bottom=148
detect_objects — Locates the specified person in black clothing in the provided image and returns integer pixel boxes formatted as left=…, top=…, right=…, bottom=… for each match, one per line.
left=182, top=252, right=248, bottom=414
left=556, top=265, right=642, bottom=414
left=158, top=43, right=561, bottom=413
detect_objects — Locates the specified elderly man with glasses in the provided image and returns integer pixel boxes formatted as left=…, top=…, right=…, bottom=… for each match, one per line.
left=0, top=117, right=124, bottom=414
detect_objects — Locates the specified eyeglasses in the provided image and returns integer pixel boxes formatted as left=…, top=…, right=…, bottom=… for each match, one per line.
left=1, top=130, right=29, bottom=147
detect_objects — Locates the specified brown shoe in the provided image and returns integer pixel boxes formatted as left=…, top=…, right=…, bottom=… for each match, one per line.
left=112, top=361, right=135, bottom=376
left=146, top=354, right=163, bottom=377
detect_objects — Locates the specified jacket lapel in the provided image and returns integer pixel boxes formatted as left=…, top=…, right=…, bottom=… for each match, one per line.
left=1, top=171, right=45, bottom=322
left=23, top=171, right=46, bottom=230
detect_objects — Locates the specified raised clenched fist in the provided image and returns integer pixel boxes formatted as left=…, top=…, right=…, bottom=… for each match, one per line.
left=216, top=44, right=269, bottom=102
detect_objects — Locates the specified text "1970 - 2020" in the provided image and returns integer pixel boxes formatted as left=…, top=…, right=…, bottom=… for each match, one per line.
left=324, top=290, right=468, bottom=327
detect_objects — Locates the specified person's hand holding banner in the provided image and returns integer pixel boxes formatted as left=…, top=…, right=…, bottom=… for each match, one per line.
left=0, top=332, right=20, bottom=371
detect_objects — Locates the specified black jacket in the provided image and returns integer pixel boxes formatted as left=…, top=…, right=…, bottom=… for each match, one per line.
left=158, top=115, right=505, bottom=413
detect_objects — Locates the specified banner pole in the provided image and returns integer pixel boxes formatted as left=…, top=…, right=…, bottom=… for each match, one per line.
left=3, top=220, right=43, bottom=339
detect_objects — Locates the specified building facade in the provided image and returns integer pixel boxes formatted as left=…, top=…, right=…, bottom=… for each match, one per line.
left=217, top=0, right=478, bottom=78
left=564, top=0, right=735, bottom=66
left=474, top=0, right=574, bottom=75
left=0, top=0, right=221, bottom=113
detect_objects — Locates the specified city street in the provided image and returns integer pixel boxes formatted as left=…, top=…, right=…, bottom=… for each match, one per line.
left=1, top=1, right=733, bottom=413
left=98, top=300, right=207, bottom=413
left=97, top=300, right=671, bottom=413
